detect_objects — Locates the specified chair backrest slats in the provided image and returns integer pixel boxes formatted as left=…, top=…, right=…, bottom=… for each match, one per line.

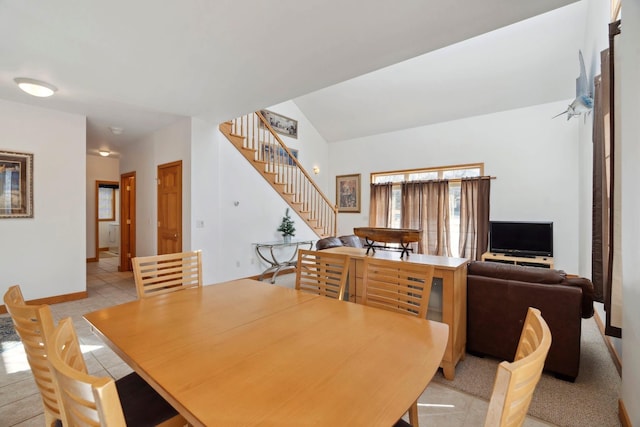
left=484, top=307, right=552, bottom=427
left=132, top=250, right=203, bottom=299
left=295, top=249, right=350, bottom=300
left=49, top=318, right=127, bottom=427
left=362, top=257, right=435, bottom=318
left=3, top=285, right=70, bottom=426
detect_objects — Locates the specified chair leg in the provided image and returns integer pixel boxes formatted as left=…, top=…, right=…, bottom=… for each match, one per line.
left=44, top=409, right=60, bottom=427
left=409, top=400, right=419, bottom=427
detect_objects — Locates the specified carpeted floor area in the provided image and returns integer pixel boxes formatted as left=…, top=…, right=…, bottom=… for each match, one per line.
left=432, top=316, right=621, bottom=427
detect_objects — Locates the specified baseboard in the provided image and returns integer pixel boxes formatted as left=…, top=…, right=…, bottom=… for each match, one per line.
left=99, top=247, right=109, bottom=252
left=619, top=399, right=632, bottom=427
left=86, top=257, right=98, bottom=263
left=593, top=310, right=622, bottom=376
left=0, top=290, right=88, bottom=315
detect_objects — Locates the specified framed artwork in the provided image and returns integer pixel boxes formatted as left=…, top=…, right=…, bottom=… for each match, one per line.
left=336, top=174, right=361, bottom=213
left=260, top=109, right=298, bottom=139
left=0, top=150, right=34, bottom=218
left=262, top=144, right=299, bottom=166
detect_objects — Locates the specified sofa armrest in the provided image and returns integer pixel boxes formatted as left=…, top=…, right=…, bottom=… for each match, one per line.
left=563, top=277, right=595, bottom=318
left=508, top=281, right=582, bottom=379
left=467, top=276, right=584, bottom=379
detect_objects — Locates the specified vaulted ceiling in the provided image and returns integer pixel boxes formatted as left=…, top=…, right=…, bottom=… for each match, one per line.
left=0, top=0, right=582, bottom=155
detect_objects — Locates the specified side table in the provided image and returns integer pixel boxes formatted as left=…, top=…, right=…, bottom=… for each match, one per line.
left=254, top=239, right=314, bottom=283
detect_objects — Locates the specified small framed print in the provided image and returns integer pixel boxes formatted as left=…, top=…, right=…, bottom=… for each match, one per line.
left=336, top=174, right=361, bottom=213
left=0, top=150, right=33, bottom=218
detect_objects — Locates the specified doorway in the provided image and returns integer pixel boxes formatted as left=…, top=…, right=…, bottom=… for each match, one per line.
left=95, top=181, right=120, bottom=263
left=157, top=161, right=182, bottom=255
left=120, top=172, right=136, bottom=272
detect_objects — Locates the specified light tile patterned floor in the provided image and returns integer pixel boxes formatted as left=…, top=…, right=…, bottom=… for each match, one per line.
left=1, top=255, right=554, bottom=426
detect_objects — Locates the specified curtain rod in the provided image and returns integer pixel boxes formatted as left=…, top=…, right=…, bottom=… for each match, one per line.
left=371, top=176, right=496, bottom=185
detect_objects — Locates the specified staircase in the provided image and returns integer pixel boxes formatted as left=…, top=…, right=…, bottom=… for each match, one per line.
left=219, top=112, right=337, bottom=238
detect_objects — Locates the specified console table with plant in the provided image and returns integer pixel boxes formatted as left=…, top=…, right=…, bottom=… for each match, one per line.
left=253, top=208, right=310, bottom=283
left=254, top=239, right=314, bottom=283
left=277, top=208, right=296, bottom=243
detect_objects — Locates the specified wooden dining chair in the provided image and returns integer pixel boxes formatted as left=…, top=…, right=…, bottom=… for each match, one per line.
left=362, top=257, right=435, bottom=319
left=362, top=257, right=435, bottom=427
left=295, top=249, right=351, bottom=300
left=48, top=317, right=187, bottom=427
left=132, top=250, right=202, bottom=299
left=484, top=307, right=552, bottom=427
left=3, top=285, right=62, bottom=427
left=4, top=285, right=186, bottom=427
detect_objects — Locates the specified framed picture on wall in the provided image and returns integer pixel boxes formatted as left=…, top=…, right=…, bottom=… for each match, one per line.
left=259, top=109, right=298, bottom=139
left=262, top=144, right=299, bottom=166
left=0, top=150, right=34, bottom=218
left=336, top=174, right=361, bottom=213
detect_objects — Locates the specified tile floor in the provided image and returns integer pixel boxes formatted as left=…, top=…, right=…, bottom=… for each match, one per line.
left=0, top=255, right=553, bottom=427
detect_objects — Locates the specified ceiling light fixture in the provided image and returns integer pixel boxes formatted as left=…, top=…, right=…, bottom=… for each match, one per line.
left=98, top=150, right=110, bottom=157
left=14, top=77, right=58, bottom=97
left=109, top=126, right=124, bottom=135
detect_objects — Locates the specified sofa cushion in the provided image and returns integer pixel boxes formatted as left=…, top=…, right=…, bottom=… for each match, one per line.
left=316, top=237, right=343, bottom=250
left=468, top=261, right=566, bottom=284
left=338, top=235, right=364, bottom=248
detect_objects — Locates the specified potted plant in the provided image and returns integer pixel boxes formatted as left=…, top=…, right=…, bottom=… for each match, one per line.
left=277, top=208, right=296, bottom=243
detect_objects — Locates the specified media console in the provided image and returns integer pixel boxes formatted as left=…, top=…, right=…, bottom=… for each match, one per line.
left=481, top=251, right=554, bottom=269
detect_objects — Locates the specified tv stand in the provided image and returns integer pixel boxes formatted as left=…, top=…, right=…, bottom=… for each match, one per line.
left=481, top=252, right=554, bottom=269
left=504, top=253, right=535, bottom=259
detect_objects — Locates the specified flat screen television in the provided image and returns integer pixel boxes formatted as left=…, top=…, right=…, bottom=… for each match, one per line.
left=489, top=221, right=553, bottom=257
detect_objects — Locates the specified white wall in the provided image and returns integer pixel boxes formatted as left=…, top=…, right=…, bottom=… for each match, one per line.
left=132, top=108, right=326, bottom=285
left=119, top=118, right=191, bottom=257
left=190, top=108, right=326, bottom=285
left=268, top=101, right=331, bottom=195
left=619, top=0, right=640, bottom=422
left=190, top=118, right=222, bottom=285
left=0, top=100, right=86, bottom=300
left=86, top=154, right=120, bottom=259
left=328, top=101, right=581, bottom=272
left=215, top=133, right=319, bottom=282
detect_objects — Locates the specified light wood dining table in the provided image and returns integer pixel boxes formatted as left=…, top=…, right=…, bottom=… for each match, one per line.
left=84, top=279, right=449, bottom=426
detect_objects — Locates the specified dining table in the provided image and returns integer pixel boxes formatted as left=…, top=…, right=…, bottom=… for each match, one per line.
left=83, top=279, right=449, bottom=426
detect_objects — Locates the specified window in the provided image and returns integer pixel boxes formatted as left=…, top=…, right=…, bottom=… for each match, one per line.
left=98, top=186, right=116, bottom=221
left=372, top=163, right=483, bottom=256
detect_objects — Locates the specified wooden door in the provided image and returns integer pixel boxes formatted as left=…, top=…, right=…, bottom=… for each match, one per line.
left=157, top=161, right=182, bottom=255
left=120, top=172, right=136, bottom=272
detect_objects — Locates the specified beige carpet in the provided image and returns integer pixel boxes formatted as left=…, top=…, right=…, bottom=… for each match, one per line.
left=432, top=316, right=621, bottom=427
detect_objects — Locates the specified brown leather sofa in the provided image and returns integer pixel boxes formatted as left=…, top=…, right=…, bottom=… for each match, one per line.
left=466, top=261, right=595, bottom=381
left=316, top=235, right=364, bottom=250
